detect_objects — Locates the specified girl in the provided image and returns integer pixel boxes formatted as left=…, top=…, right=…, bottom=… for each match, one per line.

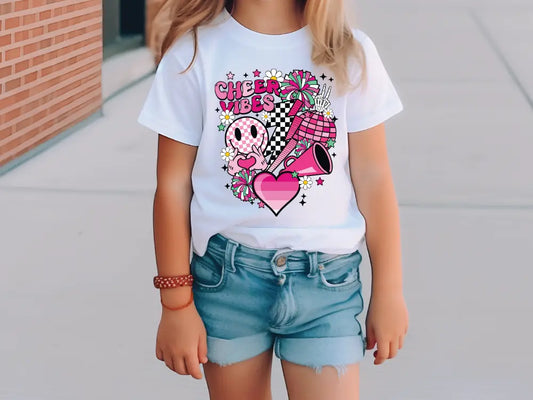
left=138, top=0, right=409, bottom=399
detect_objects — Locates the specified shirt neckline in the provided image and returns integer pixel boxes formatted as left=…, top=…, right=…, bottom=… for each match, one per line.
left=220, top=7, right=310, bottom=48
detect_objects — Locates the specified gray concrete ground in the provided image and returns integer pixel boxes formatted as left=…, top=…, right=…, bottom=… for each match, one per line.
left=1, top=1, right=532, bottom=399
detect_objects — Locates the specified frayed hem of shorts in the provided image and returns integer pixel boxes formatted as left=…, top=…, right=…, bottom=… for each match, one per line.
left=311, top=364, right=350, bottom=378
left=206, top=359, right=239, bottom=367
left=208, top=360, right=352, bottom=378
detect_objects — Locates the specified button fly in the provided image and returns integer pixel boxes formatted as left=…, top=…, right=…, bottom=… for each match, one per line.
left=276, top=256, right=287, bottom=266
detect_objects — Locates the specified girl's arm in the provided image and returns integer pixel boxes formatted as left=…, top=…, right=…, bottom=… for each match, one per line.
left=348, top=122, right=408, bottom=365
left=153, top=134, right=197, bottom=308
left=348, top=123, right=402, bottom=294
left=152, top=134, right=208, bottom=380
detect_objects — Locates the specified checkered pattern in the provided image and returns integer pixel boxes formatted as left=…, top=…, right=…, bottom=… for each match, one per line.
left=296, top=111, right=337, bottom=143
left=225, top=117, right=268, bottom=154
left=264, top=101, right=296, bottom=159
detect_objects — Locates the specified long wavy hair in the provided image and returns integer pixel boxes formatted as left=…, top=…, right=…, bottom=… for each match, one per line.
left=151, top=0, right=367, bottom=94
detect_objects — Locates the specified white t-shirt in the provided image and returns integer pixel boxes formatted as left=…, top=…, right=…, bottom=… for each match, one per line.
left=137, top=8, right=404, bottom=257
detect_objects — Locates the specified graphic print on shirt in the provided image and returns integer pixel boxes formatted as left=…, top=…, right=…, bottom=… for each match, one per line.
left=216, top=68, right=337, bottom=216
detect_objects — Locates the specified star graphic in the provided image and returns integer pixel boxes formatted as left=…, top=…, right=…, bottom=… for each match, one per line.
left=329, top=77, right=334, bottom=82
left=222, top=165, right=228, bottom=171
left=316, top=177, right=324, bottom=185
left=326, top=138, right=336, bottom=148
left=226, top=71, right=234, bottom=80
left=299, top=199, right=306, bottom=206
left=320, top=73, right=326, bottom=80
left=215, top=107, right=220, bottom=112
left=253, top=69, right=261, bottom=77
left=218, top=123, right=225, bottom=131
left=244, top=73, right=248, bottom=78
left=332, top=116, right=338, bottom=122
left=258, top=201, right=265, bottom=208
left=291, top=171, right=299, bottom=178
left=225, top=183, right=230, bottom=189
left=332, top=153, right=336, bottom=157
left=301, top=194, right=306, bottom=199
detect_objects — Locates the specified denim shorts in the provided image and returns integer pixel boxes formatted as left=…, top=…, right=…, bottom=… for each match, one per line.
left=190, top=233, right=367, bottom=377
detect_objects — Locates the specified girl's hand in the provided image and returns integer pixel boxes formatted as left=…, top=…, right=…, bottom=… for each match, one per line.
left=155, top=298, right=208, bottom=379
left=365, top=291, right=408, bottom=365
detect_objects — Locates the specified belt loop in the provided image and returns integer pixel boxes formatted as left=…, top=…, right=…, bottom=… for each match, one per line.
left=307, top=251, right=318, bottom=277
left=224, top=237, right=238, bottom=273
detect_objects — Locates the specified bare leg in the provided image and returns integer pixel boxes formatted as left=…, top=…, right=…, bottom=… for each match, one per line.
left=202, top=347, right=275, bottom=400
left=281, top=360, right=360, bottom=400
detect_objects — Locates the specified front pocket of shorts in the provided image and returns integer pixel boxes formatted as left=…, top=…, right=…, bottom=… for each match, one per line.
left=190, top=252, right=227, bottom=291
left=317, top=251, right=362, bottom=291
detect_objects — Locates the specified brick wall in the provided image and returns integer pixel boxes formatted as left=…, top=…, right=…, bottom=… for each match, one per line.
left=0, top=0, right=103, bottom=168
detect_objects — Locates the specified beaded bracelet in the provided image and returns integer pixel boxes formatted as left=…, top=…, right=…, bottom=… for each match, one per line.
left=153, top=274, right=194, bottom=289
left=154, top=274, right=194, bottom=311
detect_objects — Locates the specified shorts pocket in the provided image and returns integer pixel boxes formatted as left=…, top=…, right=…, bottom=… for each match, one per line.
left=190, top=251, right=227, bottom=292
left=317, top=250, right=362, bottom=291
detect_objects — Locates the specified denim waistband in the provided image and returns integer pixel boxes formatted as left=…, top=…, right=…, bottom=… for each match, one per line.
left=201, top=233, right=356, bottom=278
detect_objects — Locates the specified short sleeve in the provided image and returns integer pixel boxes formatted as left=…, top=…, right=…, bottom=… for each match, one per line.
left=346, top=30, right=404, bottom=133
left=137, top=45, right=203, bottom=146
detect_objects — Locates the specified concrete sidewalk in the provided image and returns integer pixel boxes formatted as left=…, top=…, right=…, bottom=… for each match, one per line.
left=1, top=1, right=532, bottom=399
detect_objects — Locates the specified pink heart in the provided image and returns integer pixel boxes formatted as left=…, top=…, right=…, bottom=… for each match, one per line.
left=253, top=171, right=300, bottom=216
left=237, top=156, right=256, bottom=169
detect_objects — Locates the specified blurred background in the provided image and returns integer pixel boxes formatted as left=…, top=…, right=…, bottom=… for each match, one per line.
left=1, top=0, right=532, bottom=399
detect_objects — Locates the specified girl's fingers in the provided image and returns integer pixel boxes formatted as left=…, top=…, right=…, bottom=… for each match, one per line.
left=198, top=333, right=208, bottom=364
left=388, top=337, right=398, bottom=359
left=174, top=356, right=187, bottom=375
left=375, top=338, right=389, bottom=364
left=164, top=353, right=176, bottom=372
left=156, top=346, right=164, bottom=361
left=185, top=353, right=203, bottom=380
left=365, top=325, right=376, bottom=349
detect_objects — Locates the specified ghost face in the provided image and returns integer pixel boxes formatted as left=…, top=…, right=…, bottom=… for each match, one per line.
left=225, top=117, right=268, bottom=155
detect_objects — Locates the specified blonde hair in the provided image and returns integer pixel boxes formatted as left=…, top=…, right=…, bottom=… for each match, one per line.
left=151, top=0, right=366, bottom=95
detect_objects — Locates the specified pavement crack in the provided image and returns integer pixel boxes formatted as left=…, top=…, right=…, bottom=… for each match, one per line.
left=469, top=8, right=533, bottom=110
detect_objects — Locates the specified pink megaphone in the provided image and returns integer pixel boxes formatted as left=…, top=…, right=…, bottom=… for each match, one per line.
left=280, top=142, right=332, bottom=176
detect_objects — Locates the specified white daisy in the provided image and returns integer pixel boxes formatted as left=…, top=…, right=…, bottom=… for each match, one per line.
left=323, top=109, right=335, bottom=119
left=219, top=110, right=235, bottom=125
left=220, top=146, right=235, bottom=162
left=299, top=175, right=313, bottom=190
left=260, top=111, right=270, bottom=123
left=264, top=69, right=284, bottom=82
